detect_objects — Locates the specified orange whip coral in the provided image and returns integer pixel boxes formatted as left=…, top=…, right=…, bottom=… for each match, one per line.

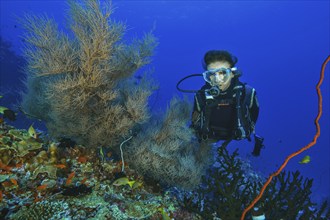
left=241, top=55, right=330, bottom=220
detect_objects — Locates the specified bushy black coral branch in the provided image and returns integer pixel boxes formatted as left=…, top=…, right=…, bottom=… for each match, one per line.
left=262, top=170, right=329, bottom=219
left=182, top=146, right=329, bottom=220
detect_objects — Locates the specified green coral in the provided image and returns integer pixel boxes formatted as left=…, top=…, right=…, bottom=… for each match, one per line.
left=0, top=128, right=43, bottom=165
left=31, top=164, right=58, bottom=179
left=9, top=200, right=70, bottom=220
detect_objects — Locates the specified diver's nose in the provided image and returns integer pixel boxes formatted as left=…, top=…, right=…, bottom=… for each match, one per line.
left=214, top=74, right=223, bottom=82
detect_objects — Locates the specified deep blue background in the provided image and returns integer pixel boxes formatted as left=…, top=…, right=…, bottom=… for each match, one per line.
left=1, top=0, right=329, bottom=205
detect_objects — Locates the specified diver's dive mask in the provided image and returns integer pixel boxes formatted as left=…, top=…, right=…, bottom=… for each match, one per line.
left=203, top=67, right=237, bottom=87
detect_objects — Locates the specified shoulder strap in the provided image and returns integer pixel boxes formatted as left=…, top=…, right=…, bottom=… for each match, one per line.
left=243, top=84, right=255, bottom=108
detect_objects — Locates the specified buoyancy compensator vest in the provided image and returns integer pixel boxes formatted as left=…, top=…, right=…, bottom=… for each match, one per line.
left=192, top=79, right=255, bottom=142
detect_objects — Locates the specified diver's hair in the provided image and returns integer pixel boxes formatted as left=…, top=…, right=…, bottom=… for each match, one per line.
left=203, top=50, right=238, bottom=69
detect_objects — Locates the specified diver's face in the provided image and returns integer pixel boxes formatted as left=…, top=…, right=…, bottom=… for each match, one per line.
left=207, top=61, right=234, bottom=91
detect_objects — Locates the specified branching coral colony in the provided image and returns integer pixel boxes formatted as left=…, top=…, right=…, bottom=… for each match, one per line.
left=181, top=146, right=330, bottom=219
left=20, top=0, right=210, bottom=189
left=20, top=0, right=157, bottom=148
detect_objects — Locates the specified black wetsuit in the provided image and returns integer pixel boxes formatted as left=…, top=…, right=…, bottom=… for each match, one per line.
left=192, top=80, right=259, bottom=141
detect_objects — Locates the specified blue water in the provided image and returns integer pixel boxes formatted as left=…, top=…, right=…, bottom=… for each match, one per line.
left=1, top=0, right=329, bottom=207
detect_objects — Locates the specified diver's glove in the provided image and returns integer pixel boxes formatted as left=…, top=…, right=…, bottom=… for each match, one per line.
left=252, top=134, right=264, bottom=157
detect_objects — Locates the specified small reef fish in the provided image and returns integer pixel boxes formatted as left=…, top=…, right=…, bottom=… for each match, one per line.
left=0, top=161, right=12, bottom=172
left=54, top=164, right=66, bottom=169
left=1, top=180, right=18, bottom=190
left=0, top=106, right=7, bottom=113
left=28, top=124, right=38, bottom=139
left=3, top=109, right=16, bottom=121
left=37, top=184, right=48, bottom=191
left=299, top=155, right=311, bottom=164
left=0, top=191, right=2, bottom=202
left=33, top=194, right=44, bottom=203
left=0, top=106, right=16, bottom=121
left=15, top=162, right=23, bottom=168
left=77, top=156, right=87, bottom=163
left=158, top=206, right=171, bottom=220
left=132, top=181, right=143, bottom=189
left=112, top=177, right=136, bottom=188
left=80, top=177, right=88, bottom=185
left=10, top=178, right=18, bottom=186
left=99, top=146, right=105, bottom=163
left=77, top=156, right=88, bottom=163
left=1, top=181, right=12, bottom=188
left=66, top=172, right=75, bottom=186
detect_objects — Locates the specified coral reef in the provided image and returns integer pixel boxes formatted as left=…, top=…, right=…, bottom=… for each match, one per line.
left=0, top=121, right=202, bottom=219
left=9, top=200, right=70, bottom=220
left=126, top=97, right=212, bottom=189
left=3, top=121, right=327, bottom=219
left=19, top=0, right=211, bottom=189
left=261, top=170, right=330, bottom=219
left=181, top=146, right=330, bottom=220
left=20, top=0, right=157, bottom=149
left=180, top=146, right=261, bottom=219
left=0, top=127, right=43, bottom=165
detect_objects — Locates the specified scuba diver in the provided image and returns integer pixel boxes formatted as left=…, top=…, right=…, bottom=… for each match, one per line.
left=177, top=50, right=264, bottom=156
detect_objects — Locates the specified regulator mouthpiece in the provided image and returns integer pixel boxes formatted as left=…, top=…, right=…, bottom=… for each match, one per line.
left=205, top=86, right=220, bottom=98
